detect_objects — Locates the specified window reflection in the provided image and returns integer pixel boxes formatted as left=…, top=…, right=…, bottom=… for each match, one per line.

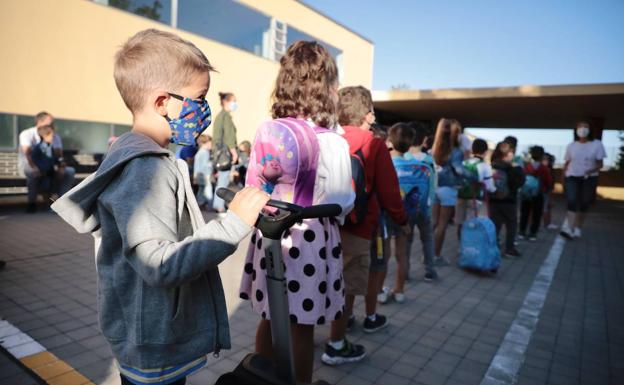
left=107, top=0, right=171, bottom=24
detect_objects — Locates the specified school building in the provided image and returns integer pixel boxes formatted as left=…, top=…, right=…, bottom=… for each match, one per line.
left=0, top=0, right=374, bottom=154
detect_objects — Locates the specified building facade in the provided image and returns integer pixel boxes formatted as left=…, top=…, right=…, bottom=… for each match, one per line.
left=0, top=0, right=373, bottom=153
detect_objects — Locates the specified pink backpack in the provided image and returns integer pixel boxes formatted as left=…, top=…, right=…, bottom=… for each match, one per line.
left=245, top=118, right=329, bottom=206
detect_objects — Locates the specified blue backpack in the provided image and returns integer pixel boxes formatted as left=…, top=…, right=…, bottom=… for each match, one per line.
left=459, top=217, right=501, bottom=272
left=393, top=155, right=433, bottom=216
left=520, top=174, right=540, bottom=200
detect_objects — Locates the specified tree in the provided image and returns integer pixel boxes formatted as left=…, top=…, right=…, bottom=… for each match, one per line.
left=135, top=0, right=163, bottom=21
left=617, top=130, right=624, bottom=170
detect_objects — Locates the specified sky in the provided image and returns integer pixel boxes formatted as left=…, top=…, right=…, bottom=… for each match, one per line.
left=303, top=0, right=624, bottom=166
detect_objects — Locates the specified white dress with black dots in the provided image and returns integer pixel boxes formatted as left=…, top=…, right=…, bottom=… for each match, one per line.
left=239, top=216, right=345, bottom=325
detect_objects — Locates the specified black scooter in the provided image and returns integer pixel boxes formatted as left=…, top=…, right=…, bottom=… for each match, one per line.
left=215, top=188, right=339, bottom=385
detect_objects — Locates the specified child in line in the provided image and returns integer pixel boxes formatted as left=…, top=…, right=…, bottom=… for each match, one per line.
left=542, top=153, right=558, bottom=230
left=489, top=142, right=525, bottom=258
left=455, top=139, right=497, bottom=238
left=239, top=41, right=354, bottom=383
left=519, top=146, right=552, bottom=240
left=406, top=123, right=438, bottom=282
left=378, top=123, right=420, bottom=302
left=30, top=124, right=58, bottom=198
left=52, top=29, right=269, bottom=385
left=194, top=134, right=213, bottom=210
left=321, top=86, right=407, bottom=366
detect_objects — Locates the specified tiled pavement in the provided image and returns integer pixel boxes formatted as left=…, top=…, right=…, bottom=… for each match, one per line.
left=1, top=198, right=622, bottom=385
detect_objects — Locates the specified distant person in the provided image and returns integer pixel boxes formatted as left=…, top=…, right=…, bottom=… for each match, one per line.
left=405, top=123, right=438, bottom=282
left=194, top=134, right=213, bottom=210
left=455, top=138, right=497, bottom=239
left=542, top=153, right=558, bottom=230
left=519, top=146, right=552, bottom=240
left=454, top=119, right=472, bottom=158
left=212, top=92, right=239, bottom=213
left=177, top=144, right=197, bottom=180
left=560, top=121, right=606, bottom=239
left=431, top=118, right=467, bottom=266
left=489, top=142, right=525, bottom=257
left=51, top=29, right=269, bottom=385
left=232, top=140, right=251, bottom=187
left=18, top=112, right=75, bottom=213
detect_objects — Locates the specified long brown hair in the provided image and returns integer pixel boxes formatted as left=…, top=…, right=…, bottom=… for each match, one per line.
left=271, top=41, right=338, bottom=128
left=431, top=118, right=460, bottom=165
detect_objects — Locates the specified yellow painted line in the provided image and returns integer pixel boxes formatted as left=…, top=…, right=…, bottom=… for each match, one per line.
left=1, top=319, right=95, bottom=385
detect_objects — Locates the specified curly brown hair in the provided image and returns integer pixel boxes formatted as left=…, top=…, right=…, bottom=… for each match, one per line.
left=271, top=41, right=338, bottom=128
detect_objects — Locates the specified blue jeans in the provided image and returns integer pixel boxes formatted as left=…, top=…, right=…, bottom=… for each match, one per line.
left=20, top=162, right=75, bottom=204
left=405, top=212, right=436, bottom=274
left=212, top=170, right=231, bottom=211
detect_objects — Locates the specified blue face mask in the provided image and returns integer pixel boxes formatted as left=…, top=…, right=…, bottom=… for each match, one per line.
left=229, top=101, right=238, bottom=112
left=166, top=93, right=212, bottom=147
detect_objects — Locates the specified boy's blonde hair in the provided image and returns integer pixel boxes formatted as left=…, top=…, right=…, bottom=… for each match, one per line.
left=114, top=29, right=215, bottom=113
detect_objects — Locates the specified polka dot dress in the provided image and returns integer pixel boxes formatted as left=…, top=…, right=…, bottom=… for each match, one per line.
left=239, top=217, right=345, bottom=325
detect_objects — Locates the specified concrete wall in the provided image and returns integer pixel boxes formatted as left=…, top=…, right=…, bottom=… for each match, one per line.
left=0, top=0, right=373, bottom=143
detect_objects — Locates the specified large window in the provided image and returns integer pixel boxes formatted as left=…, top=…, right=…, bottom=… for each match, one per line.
left=99, top=0, right=172, bottom=25
left=0, top=113, right=15, bottom=149
left=178, top=0, right=270, bottom=57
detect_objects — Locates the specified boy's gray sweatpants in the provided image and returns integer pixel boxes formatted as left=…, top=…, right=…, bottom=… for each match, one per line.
left=406, top=212, right=435, bottom=274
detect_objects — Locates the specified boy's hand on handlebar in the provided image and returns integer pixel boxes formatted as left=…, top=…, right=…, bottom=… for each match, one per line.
left=228, top=187, right=271, bottom=227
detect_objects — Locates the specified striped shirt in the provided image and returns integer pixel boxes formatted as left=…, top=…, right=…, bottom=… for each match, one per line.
left=118, top=356, right=207, bottom=385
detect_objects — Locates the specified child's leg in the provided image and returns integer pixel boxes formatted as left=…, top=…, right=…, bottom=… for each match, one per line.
left=416, top=214, right=436, bottom=274
left=291, top=323, right=315, bottom=383
left=196, top=183, right=206, bottom=206
left=434, top=206, right=453, bottom=256
left=530, top=194, right=544, bottom=235
left=255, top=319, right=274, bottom=360
left=393, top=234, right=408, bottom=294
left=519, top=199, right=531, bottom=234
left=329, top=294, right=354, bottom=342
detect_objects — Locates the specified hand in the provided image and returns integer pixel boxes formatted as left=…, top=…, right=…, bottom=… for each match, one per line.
left=228, top=187, right=271, bottom=227
left=400, top=224, right=412, bottom=235
left=31, top=166, right=41, bottom=178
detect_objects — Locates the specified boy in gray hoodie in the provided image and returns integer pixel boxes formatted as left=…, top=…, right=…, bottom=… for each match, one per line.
left=52, top=29, right=269, bottom=385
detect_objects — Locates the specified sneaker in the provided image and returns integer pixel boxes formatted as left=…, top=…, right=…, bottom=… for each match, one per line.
left=528, top=235, right=537, bottom=242
left=433, top=256, right=450, bottom=267
left=424, top=270, right=438, bottom=282
left=321, top=338, right=366, bottom=366
left=505, top=248, right=522, bottom=258
left=363, top=314, right=389, bottom=333
left=393, top=292, right=405, bottom=303
left=547, top=224, right=559, bottom=230
left=346, top=314, right=355, bottom=331
left=573, top=228, right=582, bottom=238
left=377, top=287, right=391, bottom=304
left=560, top=227, right=573, bottom=240
left=517, top=233, right=526, bottom=240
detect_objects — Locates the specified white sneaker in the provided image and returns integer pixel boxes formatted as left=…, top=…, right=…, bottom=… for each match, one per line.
left=573, top=228, right=582, bottom=238
left=393, top=292, right=405, bottom=303
left=547, top=224, right=559, bottom=230
left=377, top=287, right=391, bottom=304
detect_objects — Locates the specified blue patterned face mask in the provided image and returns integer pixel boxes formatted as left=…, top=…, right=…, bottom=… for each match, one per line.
left=166, top=93, right=212, bottom=146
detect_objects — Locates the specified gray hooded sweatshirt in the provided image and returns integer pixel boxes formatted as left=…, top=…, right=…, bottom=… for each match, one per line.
left=51, top=132, right=251, bottom=369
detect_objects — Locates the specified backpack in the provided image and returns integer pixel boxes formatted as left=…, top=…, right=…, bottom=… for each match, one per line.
left=458, top=159, right=483, bottom=200
left=345, top=149, right=369, bottom=225
left=393, top=155, right=433, bottom=216
left=520, top=174, right=541, bottom=200
left=245, top=118, right=325, bottom=206
left=492, top=168, right=509, bottom=199
left=459, top=216, right=501, bottom=272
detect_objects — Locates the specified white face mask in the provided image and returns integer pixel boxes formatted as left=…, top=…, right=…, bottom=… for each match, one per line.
left=576, top=127, right=590, bottom=138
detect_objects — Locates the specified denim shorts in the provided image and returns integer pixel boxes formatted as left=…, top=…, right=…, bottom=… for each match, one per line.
left=434, top=186, right=458, bottom=207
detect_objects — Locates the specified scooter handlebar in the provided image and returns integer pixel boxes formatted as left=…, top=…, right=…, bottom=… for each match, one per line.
left=216, top=188, right=341, bottom=219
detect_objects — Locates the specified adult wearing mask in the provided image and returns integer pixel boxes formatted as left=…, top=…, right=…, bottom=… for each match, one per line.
left=212, top=92, right=239, bottom=213
left=560, top=121, right=606, bottom=239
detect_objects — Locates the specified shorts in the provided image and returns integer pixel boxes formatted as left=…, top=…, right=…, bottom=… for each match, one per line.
left=434, top=186, right=458, bottom=207
left=455, top=198, right=487, bottom=224
left=340, top=229, right=371, bottom=295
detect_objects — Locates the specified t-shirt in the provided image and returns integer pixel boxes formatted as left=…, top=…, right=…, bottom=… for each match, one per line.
left=564, top=140, right=606, bottom=177
left=18, top=127, right=62, bottom=166
left=464, top=157, right=497, bottom=193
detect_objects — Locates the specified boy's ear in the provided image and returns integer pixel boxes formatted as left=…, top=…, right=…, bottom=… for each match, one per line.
left=153, top=91, right=170, bottom=117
